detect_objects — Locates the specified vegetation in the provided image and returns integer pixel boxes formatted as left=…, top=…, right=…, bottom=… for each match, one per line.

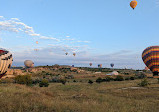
left=138, top=78, right=150, bottom=87
left=15, top=75, right=32, bottom=86
left=39, top=79, right=49, bottom=87
left=88, top=80, right=93, bottom=84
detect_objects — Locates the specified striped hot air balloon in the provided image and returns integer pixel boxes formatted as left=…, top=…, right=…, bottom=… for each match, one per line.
left=142, top=46, right=159, bottom=76
left=0, top=48, right=13, bottom=78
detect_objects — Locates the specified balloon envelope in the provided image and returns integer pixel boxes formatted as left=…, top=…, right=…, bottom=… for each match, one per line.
left=89, top=63, right=92, bottom=66
left=130, top=0, right=137, bottom=9
left=110, top=63, right=114, bottom=68
left=24, top=60, right=34, bottom=68
left=0, top=48, right=13, bottom=78
left=142, top=46, right=159, bottom=76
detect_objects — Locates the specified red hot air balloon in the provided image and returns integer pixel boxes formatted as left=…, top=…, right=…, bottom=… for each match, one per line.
left=89, top=63, right=92, bottom=66
left=142, top=46, right=159, bottom=77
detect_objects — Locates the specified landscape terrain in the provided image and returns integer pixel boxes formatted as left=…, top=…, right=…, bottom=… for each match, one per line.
left=0, top=65, right=159, bottom=112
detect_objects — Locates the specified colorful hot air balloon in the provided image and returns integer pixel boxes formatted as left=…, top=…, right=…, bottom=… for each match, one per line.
left=24, top=60, right=34, bottom=68
left=110, top=63, right=114, bottom=68
left=89, top=63, right=92, bottom=66
left=142, top=46, right=159, bottom=76
left=73, top=53, right=76, bottom=56
left=0, top=48, right=13, bottom=78
left=130, top=0, right=137, bottom=10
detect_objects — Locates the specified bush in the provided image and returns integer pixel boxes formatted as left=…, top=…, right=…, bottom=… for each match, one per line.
left=103, top=77, right=111, bottom=82
left=39, top=79, right=49, bottom=87
left=157, top=78, right=159, bottom=83
left=15, top=75, right=32, bottom=86
left=96, top=77, right=103, bottom=83
left=136, top=72, right=146, bottom=79
left=73, top=80, right=77, bottom=82
left=130, top=77, right=135, bottom=80
left=138, top=78, right=150, bottom=87
left=125, top=77, right=130, bottom=80
left=88, top=80, right=93, bottom=84
left=60, top=79, right=66, bottom=85
left=114, top=76, right=124, bottom=81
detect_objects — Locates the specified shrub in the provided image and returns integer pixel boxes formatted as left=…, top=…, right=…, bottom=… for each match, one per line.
left=73, top=80, right=77, bottom=82
left=130, top=77, right=135, bottom=80
left=60, top=79, right=66, bottom=85
left=125, top=77, right=130, bottom=80
left=32, top=79, right=40, bottom=85
left=88, top=80, right=93, bottom=84
left=39, top=79, right=49, bottom=87
left=96, top=77, right=103, bottom=83
left=136, top=72, right=146, bottom=79
left=15, top=75, right=32, bottom=86
left=138, top=78, right=150, bottom=87
left=114, top=76, right=124, bottom=81
left=157, top=78, right=159, bottom=83
left=103, top=77, right=111, bottom=82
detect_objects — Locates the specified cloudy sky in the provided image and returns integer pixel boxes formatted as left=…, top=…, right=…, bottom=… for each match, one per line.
left=0, top=0, right=159, bottom=69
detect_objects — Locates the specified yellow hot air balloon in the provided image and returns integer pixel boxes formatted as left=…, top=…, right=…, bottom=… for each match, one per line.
left=130, top=0, right=137, bottom=10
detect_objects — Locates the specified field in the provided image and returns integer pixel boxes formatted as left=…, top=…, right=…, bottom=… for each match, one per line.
left=0, top=73, right=159, bottom=112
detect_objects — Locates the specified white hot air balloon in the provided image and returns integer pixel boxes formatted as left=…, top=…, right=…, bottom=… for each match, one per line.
left=24, top=60, right=34, bottom=68
left=0, top=48, right=13, bottom=78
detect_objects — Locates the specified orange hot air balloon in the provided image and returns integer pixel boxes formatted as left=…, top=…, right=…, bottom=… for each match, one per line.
left=89, top=63, right=92, bottom=66
left=36, top=41, right=38, bottom=44
left=130, top=0, right=137, bottom=10
left=73, top=53, right=76, bottom=56
left=142, top=46, right=159, bottom=76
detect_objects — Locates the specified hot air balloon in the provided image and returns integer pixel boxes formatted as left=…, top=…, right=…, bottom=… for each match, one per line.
left=0, top=48, right=13, bottom=78
left=34, top=49, right=39, bottom=51
left=89, top=63, right=92, bottom=66
left=73, top=53, right=76, bottom=56
left=36, top=41, right=38, bottom=44
left=65, top=52, right=68, bottom=55
left=142, top=46, right=159, bottom=76
left=110, top=63, right=114, bottom=68
left=130, top=0, right=137, bottom=10
left=98, top=64, right=102, bottom=68
left=24, top=60, right=34, bottom=68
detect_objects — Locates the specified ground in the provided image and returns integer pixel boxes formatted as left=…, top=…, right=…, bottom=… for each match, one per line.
left=0, top=77, right=159, bottom=112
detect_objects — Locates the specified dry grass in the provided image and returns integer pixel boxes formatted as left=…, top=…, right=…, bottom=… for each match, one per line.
left=0, top=78, right=159, bottom=112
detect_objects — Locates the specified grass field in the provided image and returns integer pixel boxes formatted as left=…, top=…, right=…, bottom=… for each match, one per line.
left=0, top=78, right=159, bottom=112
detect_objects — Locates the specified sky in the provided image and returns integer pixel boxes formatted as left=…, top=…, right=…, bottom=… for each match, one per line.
left=0, top=0, right=159, bottom=69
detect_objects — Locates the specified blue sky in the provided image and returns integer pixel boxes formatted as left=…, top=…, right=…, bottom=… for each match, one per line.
left=0, top=0, right=159, bottom=69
